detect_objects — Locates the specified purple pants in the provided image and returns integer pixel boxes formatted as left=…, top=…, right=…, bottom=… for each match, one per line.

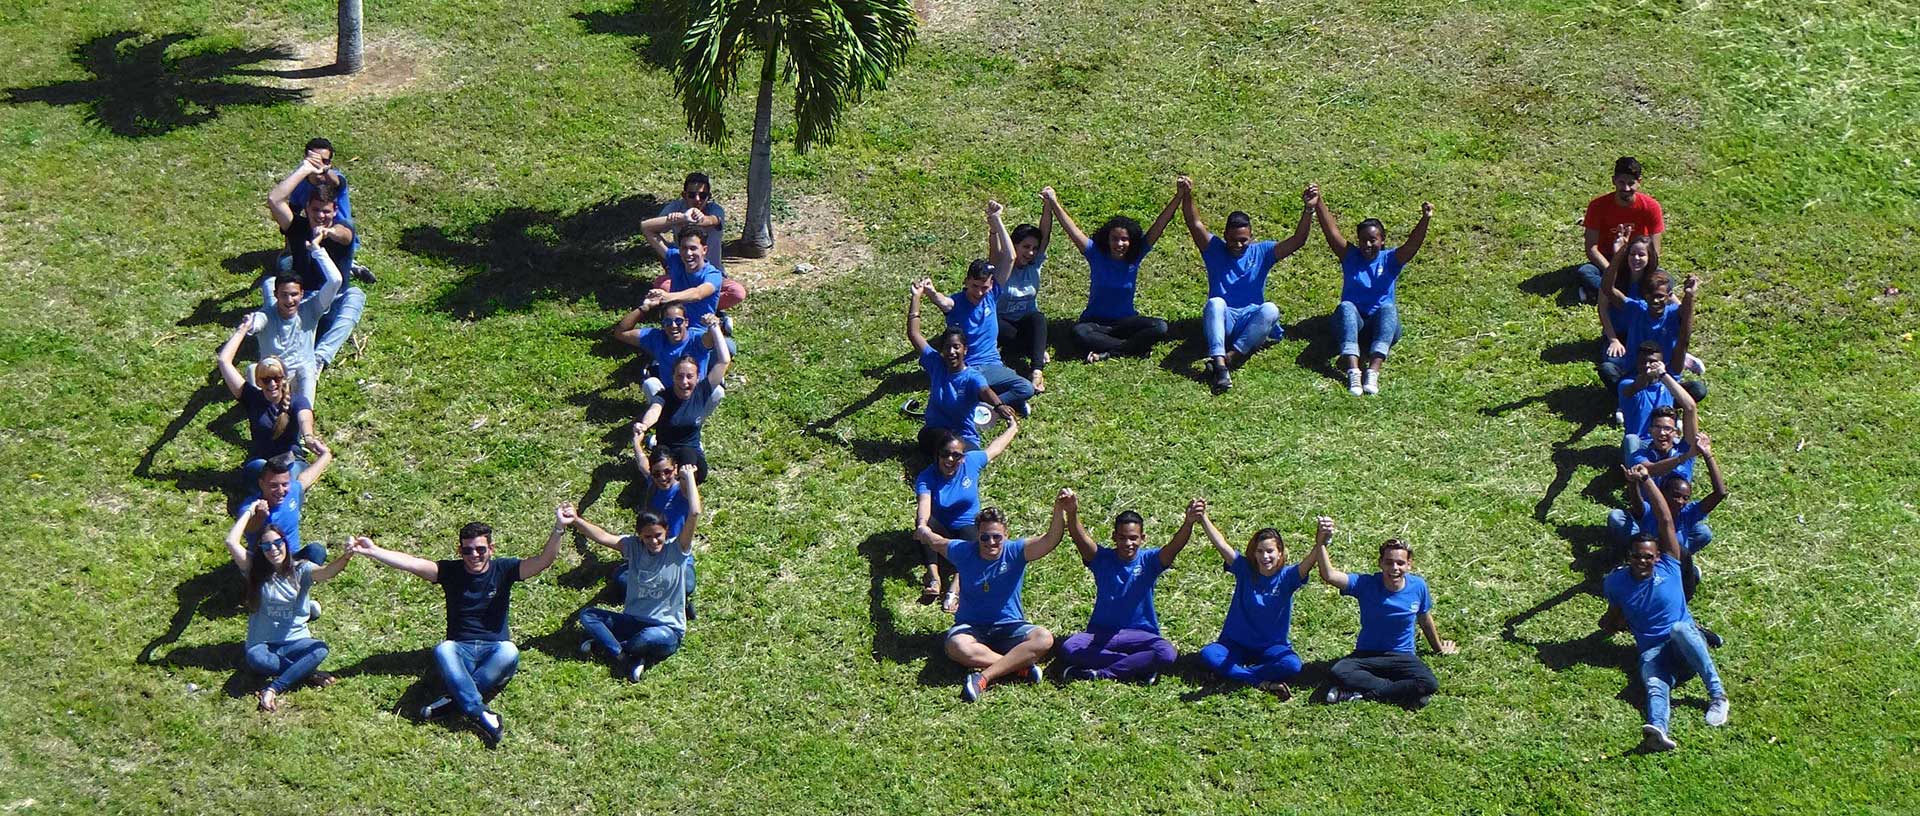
left=1057, top=628, right=1176, bottom=681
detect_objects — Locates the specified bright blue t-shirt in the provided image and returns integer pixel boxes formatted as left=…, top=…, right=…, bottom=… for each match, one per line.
left=1218, top=556, right=1309, bottom=651
left=946, top=287, right=1002, bottom=367
left=1616, top=378, right=1675, bottom=439
left=1202, top=237, right=1280, bottom=307
left=239, top=479, right=307, bottom=555
left=1339, top=247, right=1405, bottom=317
left=1620, top=297, right=1682, bottom=363
left=1634, top=498, right=1710, bottom=553
left=646, top=479, right=692, bottom=540
left=1629, top=440, right=1696, bottom=483
left=1344, top=572, right=1433, bottom=654
left=998, top=252, right=1046, bottom=320
left=634, top=325, right=711, bottom=383
left=914, top=449, right=987, bottom=530
left=661, top=245, right=725, bottom=324
left=919, top=347, right=987, bottom=445
left=1603, top=554, right=1692, bottom=650
left=946, top=537, right=1029, bottom=627
left=1080, top=241, right=1152, bottom=322
left=1085, top=546, right=1170, bottom=634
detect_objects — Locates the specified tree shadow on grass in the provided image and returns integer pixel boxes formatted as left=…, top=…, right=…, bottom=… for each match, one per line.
left=2, top=31, right=307, bottom=138
left=859, top=530, right=960, bottom=687
left=566, top=327, right=653, bottom=516
left=145, top=640, right=265, bottom=699
left=133, top=374, right=248, bottom=502
left=1281, top=313, right=1346, bottom=384
left=1540, top=338, right=1595, bottom=366
left=800, top=350, right=922, bottom=470
left=399, top=194, right=665, bottom=320
left=1519, top=264, right=1586, bottom=308
left=572, top=1, right=684, bottom=71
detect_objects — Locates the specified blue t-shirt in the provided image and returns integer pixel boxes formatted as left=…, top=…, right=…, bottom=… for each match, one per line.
left=1634, top=498, right=1711, bottom=553
left=1080, top=241, right=1152, bottom=322
left=436, top=557, right=523, bottom=642
left=635, top=326, right=711, bottom=383
left=239, top=480, right=307, bottom=555
left=1202, top=237, right=1280, bottom=307
left=946, top=537, right=1029, bottom=627
left=661, top=246, right=725, bottom=324
left=1616, top=378, right=1675, bottom=439
left=946, top=287, right=1002, bottom=367
left=1344, top=572, right=1434, bottom=654
left=646, top=480, right=692, bottom=540
left=1086, top=546, right=1170, bottom=633
left=919, top=347, right=988, bottom=445
left=1338, top=247, right=1405, bottom=317
left=657, top=199, right=727, bottom=273
left=1218, top=556, right=1308, bottom=650
left=1620, top=298, right=1682, bottom=363
left=240, top=383, right=311, bottom=461
left=290, top=173, right=352, bottom=222
left=1629, top=440, right=1696, bottom=483
left=1603, top=555, right=1692, bottom=650
left=914, top=449, right=987, bottom=530
left=998, top=252, right=1046, bottom=320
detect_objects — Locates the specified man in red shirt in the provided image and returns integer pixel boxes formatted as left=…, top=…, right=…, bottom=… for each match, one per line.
left=1576, top=156, right=1665, bottom=302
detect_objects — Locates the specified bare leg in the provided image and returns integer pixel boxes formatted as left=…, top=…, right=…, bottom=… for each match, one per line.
left=979, top=628, right=1055, bottom=689
left=945, top=635, right=1003, bottom=671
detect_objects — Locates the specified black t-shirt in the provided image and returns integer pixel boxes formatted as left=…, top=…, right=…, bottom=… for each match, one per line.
left=282, top=214, right=356, bottom=293
left=653, top=380, right=722, bottom=449
left=436, top=557, right=522, bottom=642
left=240, top=383, right=311, bottom=460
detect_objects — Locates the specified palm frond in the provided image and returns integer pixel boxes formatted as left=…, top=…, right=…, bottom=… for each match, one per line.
left=674, top=0, right=760, bottom=143
left=782, top=0, right=916, bottom=149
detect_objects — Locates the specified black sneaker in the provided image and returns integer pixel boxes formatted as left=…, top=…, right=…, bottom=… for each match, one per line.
left=1063, top=666, right=1097, bottom=682
left=1209, top=360, right=1233, bottom=393
left=349, top=262, right=377, bottom=285
left=474, top=709, right=504, bottom=749
left=900, top=398, right=925, bottom=419
left=1700, top=627, right=1724, bottom=649
left=419, top=696, right=455, bottom=720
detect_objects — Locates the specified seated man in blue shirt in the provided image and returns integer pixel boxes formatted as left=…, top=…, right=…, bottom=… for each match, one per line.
left=1177, top=176, right=1313, bottom=393
left=926, top=491, right=1073, bottom=702
left=1055, top=495, right=1193, bottom=684
left=1317, top=533, right=1458, bottom=707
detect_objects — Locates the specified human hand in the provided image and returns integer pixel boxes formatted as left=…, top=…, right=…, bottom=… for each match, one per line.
left=1421, top=201, right=1434, bottom=218
left=1605, top=337, right=1625, bottom=358
left=684, top=208, right=705, bottom=225
left=679, top=464, right=697, bottom=481
left=249, top=499, right=270, bottom=519
left=305, top=435, right=330, bottom=456
left=985, top=200, right=1003, bottom=217
left=1316, top=515, right=1335, bottom=544
left=1303, top=184, right=1319, bottom=207
left=1437, top=640, right=1458, bottom=656
left=1060, top=488, right=1079, bottom=513
left=632, top=421, right=650, bottom=439
left=1625, top=464, right=1651, bottom=483
left=1039, top=186, right=1056, bottom=203
left=555, top=502, right=577, bottom=527
left=1695, top=433, right=1713, bottom=455
left=642, top=289, right=667, bottom=310
left=1683, top=275, right=1700, bottom=297
left=1176, top=175, right=1193, bottom=194
left=995, top=403, right=1017, bottom=421
left=701, top=312, right=722, bottom=330
left=1184, top=498, right=1205, bottom=521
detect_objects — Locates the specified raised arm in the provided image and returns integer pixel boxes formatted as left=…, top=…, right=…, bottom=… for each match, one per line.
left=1310, top=184, right=1348, bottom=258
left=1022, top=490, right=1073, bottom=561
left=1396, top=201, right=1435, bottom=265
left=639, top=214, right=676, bottom=259
left=1159, top=499, right=1201, bottom=568
left=267, top=157, right=324, bottom=230
left=612, top=307, right=648, bottom=347
left=567, top=506, right=628, bottom=555
left=1141, top=186, right=1182, bottom=248
left=347, top=537, right=440, bottom=582
left=1694, top=433, right=1728, bottom=516
left=1271, top=185, right=1318, bottom=261
left=1673, top=274, right=1699, bottom=367
left=1037, top=202, right=1055, bottom=250
left=906, top=279, right=932, bottom=353
left=988, top=201, right=1015, bottom=287
left=675, top=467, right=703, bottom=556
left=1040, top=187, right=1091, bottom=252
left=305, top=239, right=344, bottom=311
left=297, top=435, right=333, bottom=490
left=1632, top=465, right=1684, bottom=560
left=1177, top=176, right=1210, bottom=252
left=701, top=312, right=732, bottom=386
left=1314, top=525, right=1352, bottom=591
left=1598, top=226, right=1633, bottom=313
left=1671, top=371, right=1700, bottom=454
left=518, top=503, right=572, bottom=580
left=982, top=415, right=1019, bottom=462
left=1301, top=516, right=1334, bottom=580
left=632, top=401, right=666, bottom=445
left=1064, top=490, right=1097, bottom=563
left=225, top=502, right=264, bottom=572
left=215, top=316, right=253, bottom=398
left=1197, top=500, right=1235, bottom=566
left=312, top=537, right=359, bottom=582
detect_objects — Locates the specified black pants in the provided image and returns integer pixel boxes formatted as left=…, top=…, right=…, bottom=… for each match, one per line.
left=1329, top=650, right=1438, bottom=705
left=997, top=310, right=1049, bottom=371
left=1073, top=315, right=1169, bottom=356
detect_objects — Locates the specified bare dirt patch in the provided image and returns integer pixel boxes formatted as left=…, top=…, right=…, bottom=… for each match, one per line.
left=713, top=192, right=874, bottom=294
left=914, top=0, right=992, bottom=36
left=269, top=34, right=438, bottom=106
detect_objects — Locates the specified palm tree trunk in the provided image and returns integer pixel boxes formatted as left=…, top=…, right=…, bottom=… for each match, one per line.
left=737, top=43, right=778, bottom=257
left=337, top=0, right=364, bottom=74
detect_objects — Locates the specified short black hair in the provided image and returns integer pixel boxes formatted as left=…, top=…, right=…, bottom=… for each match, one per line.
left=683, top=172, right=711, bottom=191
left=1613, top=156, right=1643, bottom=179
left=1649, top=405, right=1678, bottom=422
left=261, top=453, right=296, bottom=477
left=1114, top=510, right=1144, bottom=528
left=273, top=272, right=305, bottom=292
left=977, top=507, right=1008, bottom=529
left=306, top=178, right=340, bottom=205
left=459, top=522, right=493, bottom=542
left=636, top=510, right=669, bottom=533
left=1010, top=223, right=1046, bottom=247
left=677, top=229, right=709, bottom=247
left=1628, top=533, right=1659, bottom=549
left=648, top=447, right=680, bottom=469
left=1224, top=211, right=1253, bottom=232
left=1637, top=340, right=1665, bottom=359
left=935, top=328, right=967, bottom=350
left=304, top=137, right=334, bottom=154
left=966, top=259, right=994, bottom=280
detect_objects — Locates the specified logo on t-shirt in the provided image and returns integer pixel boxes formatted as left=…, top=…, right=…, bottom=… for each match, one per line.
left=962, top=477, right=975, bottom=489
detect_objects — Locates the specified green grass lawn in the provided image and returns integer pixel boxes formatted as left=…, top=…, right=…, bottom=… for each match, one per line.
left=2, top=0, right=1917, bottom=812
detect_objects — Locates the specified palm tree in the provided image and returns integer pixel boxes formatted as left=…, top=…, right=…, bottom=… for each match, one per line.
left=337, top=0, right=364, bottom=74
left=672, top=0, right=916, bottom=256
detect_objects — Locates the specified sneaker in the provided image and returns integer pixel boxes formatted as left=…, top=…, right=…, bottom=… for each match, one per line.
left=1267, top=323, right=1286, bottom=342
left=1017, top=400, right=1032, bottom=418
left=1577, top=286, right=1594, bottom=304
left=348, top=262, right=377, bottom=285
left=900, top=398, right=925, bottom=418
left=719, top=313, right=735, bottom=337
left=1062, top=666, right=1098, bottom=682
left=1705, top=697, right=1730, bottom=727
left=474, top=709, right=504, bottom=749
left=1026, top=665, right=1044, bottom=684
left=1346, top=369, right=1363, bottom=396
left=1639, top=723, right=1678, bottom=752
left=1613, top=410, right=1625, bottom=427
left=419, top=696, right=455, bottom=721
left=1324, top=686, right=1352, bottom=704
left=961, top=672, right=984, bottom=703
left=1701, top=627, right=1724, bottom=649
left=1209, top=360, right=1232, bottom=394
left=1362, top=369, right=1380, bottom=396
left=686, top=598, right=696, bottom=622
left=1258, top=681, right=1293, bottom=701
left=643, top=431, right=657, bottom=450
left=578, top=638, right=595, bottom=656
left=627, top=661, right=647, bottom=684
left=1684, top=353, right=1706, bottom=376
left=1142, top=672, right=1160, bottom=686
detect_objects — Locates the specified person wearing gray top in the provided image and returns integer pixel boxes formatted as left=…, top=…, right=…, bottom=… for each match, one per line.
left=248, top=242, right=343, bottom=407
left=566, top=476, right=704, bottom=683
left=223, top=506, right=359, bottom=712
left=996, top=205, right=1054, bottom=392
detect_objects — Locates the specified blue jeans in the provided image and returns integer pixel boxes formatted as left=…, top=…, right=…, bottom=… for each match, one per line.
left=977, top=363, right=1035, bottom=408
left=1203, top=298, right=1282, bottom=358
left=1621, top=433, right=1647, bottom=463
left=1198, top=640, right=1303, bottom=686
left=432, top=640, right=520, bottom=717
left=577, top=608, right=684, bottom=663
left=1638, top=620, right=1725, bottom=732
left=1335, top=300, right=1402, bottom=360
left=1575, top=262, right=1605, bottom=293
left=246, top=638, right=330, bottom=693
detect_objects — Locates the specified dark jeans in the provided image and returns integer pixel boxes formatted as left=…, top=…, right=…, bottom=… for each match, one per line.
left=1329, top=650, right=1438, bottom=705
left=997, top=310, right=1049, bottom=371
left=577, top=608, right=683, bottom=664
left=978, top=363, right=1035, bottom=408
left=1073, top=315, right=1169, bottom=356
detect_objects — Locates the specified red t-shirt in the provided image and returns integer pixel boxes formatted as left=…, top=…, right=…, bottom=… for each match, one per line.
left=1584, top=192, right=1665, bottom=256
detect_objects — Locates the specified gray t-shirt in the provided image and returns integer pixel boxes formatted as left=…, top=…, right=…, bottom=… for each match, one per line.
left=657, top=199, right=727, bottom=274
left=621, top=535, right=688, bottom=634
left=246, top=561, right=315, bottom=646
left=997, top=251, right=1047, bottom=320
left=252, top=245, right=343, bottom=373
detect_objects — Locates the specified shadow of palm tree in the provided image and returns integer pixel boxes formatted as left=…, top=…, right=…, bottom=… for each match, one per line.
left=3, top=31, right=307, bottom=137
left=572, top=1, right=685, bottom=70
left=399, top=194, right=665, bottom=320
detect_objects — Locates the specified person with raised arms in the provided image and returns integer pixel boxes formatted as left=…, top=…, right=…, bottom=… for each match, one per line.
left=221, top=510, right=359, bottom=713
left=1616, top=341, right=1697, bottom=462
left=639, top=208, right=732, bottom=352
left=906, top=278, right=1017, bottom=453
left=568, top=481, right=703, bottom=683
left=1317, top=527, right=1457, bottom=707
left=1055, top=495, right=1192, bottom=684
left=616, top=449, right=701, bottom=620
left=632, top=312, right=733, bottom=483
left=995, top=206, right=1054, bottom=392
left=266, top=160, right=364, bottom=375
left=246, top=240, right=345, bottom=407
left=924, top=201, right=1036, bottom=414
left=923, top=491, right=1073, bottom=702
left=914, top=419, right=1019, bottom=611
left=1178, top=176, right=1314, bottom=393
left=654, top=172, right=747, bottom=311
left=216, top=316, right=314, bottom=481
left=1310, top=186, right=1432, bottom=396
left=1599, top=232, right=1704, bottom=406
left=346, top=506, right=568, bottom=749
left=1575, top=156, right=1665, bottom=304
left=1040, top=184, right=1180, bottom=363
left=1627, top=400, right=1699, bottom=486
left=1194, top=506, right=1323, bottom=699
left=1600, top=464, right=1731, bottom=752
left=615, top=301, right=717, bottom=399
left=1613, top=435, right=1727, bottom=610
left=236, top=440, right=335, bottom=566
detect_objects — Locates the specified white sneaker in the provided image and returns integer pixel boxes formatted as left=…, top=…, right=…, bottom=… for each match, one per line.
left=1640, top=724, right=1678, bottom=752
left=1346, top=369, right=1363, bottom=396
left=1613, top=410, right=1625, bottom=427
left=1362, top=369, right=1380, bottom=395
left=1684, top=354, right=1706, bottom=376
left=1705, top=697, right=1730, bottom=727
left=627, top=661, right=647, bottom=683
left=578, top=639, right=595, bottom=656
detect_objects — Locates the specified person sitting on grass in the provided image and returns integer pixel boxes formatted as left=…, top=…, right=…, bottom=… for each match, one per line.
left=615, top=302, right=717, bottom=399
left=1575, top=156, right=1665, bottom=304
left=346, top=509, right=568, bottom=749
left=237, top=442, right=335, bottom=566
left=1040, top=184, right=1179, bottom=363
left=248, top=242, right=345, bottom=408
left=639, top=208, right=732, bottom=351
left=1178, top=176, right=1314, bottom=393
left=616, top=451, right=700, bottom=620
left=216, top=316, right=313, bottom=481
left=914, top=420, right=1019, bottom=612
left=1600, top=464, right=1730, bottom=753
left=632, top=312, right=733, bottom=484
left=924, top=201, right=1036, bottom=415
left=1627, top=402, right=1699, bottom=485
left=655, top=172, right=747, bottom=310
left=929, top=492, right=1072, bottom=702
left=1599, top=233, right=1704, bottom=404
left=1195, top=506, right=1324, bottom=700
left=1609, top=434, right=1728, bottom=645
left=1309, top=185, right=1433, bottom=396
left=567, top=486, right=703, bottom=683
left=267, top=167, right=364, bottom=375
left=1616, top=341, right=1697, bottom=462
left=995, top=207, right=1055, bottom=392
left=222, top=510, right=358, bottom=713
left=906, top=279, right=1018, bottom=453
left=1056, top=494, right=1194, bottom=684
left=1317, top=531, right=1457, bottom=707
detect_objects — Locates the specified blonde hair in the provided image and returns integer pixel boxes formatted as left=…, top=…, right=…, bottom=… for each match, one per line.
left=256, top=357, right=295, bottom=439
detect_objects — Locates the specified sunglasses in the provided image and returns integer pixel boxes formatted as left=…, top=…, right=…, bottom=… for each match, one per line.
left=939, top=450, right=966, bottom=460
left=650, top=467, right=678, bottom=476
left=662, top=317, right=688, bottom=327
left=258, top=375, right=284, bottom=384
left=685, top=189, right=710, bottom=200
left=459, top=545, right=489, bottom=556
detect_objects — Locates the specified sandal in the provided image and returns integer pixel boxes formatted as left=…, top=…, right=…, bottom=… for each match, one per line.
left=942, top=587, right=960, bottom=614
left=1259, top=681, right=1292, bottom=701
left=1030, top=369, right=1047, bottom=393
left=919, top=573, right=941, bottom=605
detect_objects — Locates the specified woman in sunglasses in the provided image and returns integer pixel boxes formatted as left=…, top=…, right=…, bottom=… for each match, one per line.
left=217, top=315, right=315, bottom=481
left=633, top=312, right=733, bottom=483
left=222, top=506, right=358, bottom=712
left=913, top=418, right=1019, bottom=610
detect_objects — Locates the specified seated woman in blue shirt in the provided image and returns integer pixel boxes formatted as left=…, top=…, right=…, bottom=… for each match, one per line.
left=1599, top=230, right=1705, bottom=404
left=216, top=315, right=315, bottom=481
left=914, top=419, right=1019, bottom=611
left=1195, top=504, right=1324, bottom=700
left=1309, top=185, right=1433, bottom=397
left=907, top=279, right=1017, bottom=454
left=1039, top=184, right=1181, bottom=363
